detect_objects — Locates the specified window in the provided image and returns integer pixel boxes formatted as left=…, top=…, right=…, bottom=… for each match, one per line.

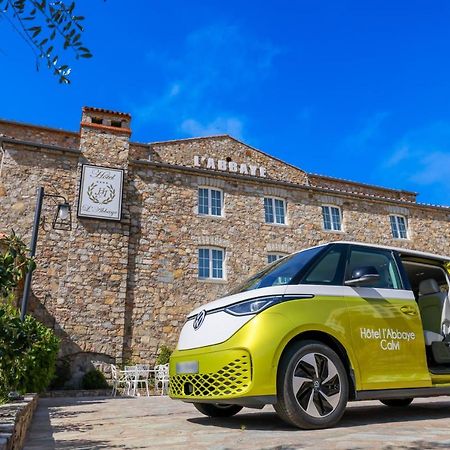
left=264, top=197, right=286, bottom=224
left=302, top=247, right=346, bottom=285
left=346, top=246, right=403, bottom=289
left=390, top=215, right=408, bottom=239
left=228, top=246, right=325, bottom=294
left=198, top=188, right=223, bottom=216
left=267, top=253, right=286, bottom=264
left=322, top=205, right=342, bottom=231
left=198, top=248, right=225, bottom=280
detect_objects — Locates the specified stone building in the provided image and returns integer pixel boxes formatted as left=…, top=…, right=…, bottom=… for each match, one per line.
left=0, top=106, right=449, bottom=382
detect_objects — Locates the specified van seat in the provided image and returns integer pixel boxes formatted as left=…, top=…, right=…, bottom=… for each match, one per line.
left=424, top=330, right=444, bottom=346
left=418, top=279, right=446, bottom=345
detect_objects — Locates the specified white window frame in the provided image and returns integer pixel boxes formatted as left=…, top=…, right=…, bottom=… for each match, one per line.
left=390, top=215, right=409, bottom=240
left=267, top=253, right=287, bottom=264
left=322, top=205, right=343, bottom=232
left=198, top=187, right=224, bottom=217
left=264, top=197, right=287, bottom=225
left=198, top=247, right=226, bottom=280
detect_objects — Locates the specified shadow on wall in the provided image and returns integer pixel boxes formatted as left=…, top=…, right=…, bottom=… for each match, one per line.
left=121, top=169, right=143, bottom=364
left=28, top=291, right=114, bottom=389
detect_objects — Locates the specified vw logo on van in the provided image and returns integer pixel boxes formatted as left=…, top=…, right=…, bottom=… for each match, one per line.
left=193, top=310, right=206, bottom=330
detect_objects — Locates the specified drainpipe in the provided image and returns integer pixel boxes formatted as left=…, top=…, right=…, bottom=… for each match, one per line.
left=0, top=136, right=6, bottom=197
left=0, top=136, right=5, bottom=180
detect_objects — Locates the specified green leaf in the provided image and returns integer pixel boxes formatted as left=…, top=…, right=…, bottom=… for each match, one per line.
left=32, top=28, right=41, bottom=38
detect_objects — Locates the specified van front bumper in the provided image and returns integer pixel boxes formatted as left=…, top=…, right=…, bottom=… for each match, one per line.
left=169, top=347, right=253, bottom=400
left=169, top=312, right=286, bottom=404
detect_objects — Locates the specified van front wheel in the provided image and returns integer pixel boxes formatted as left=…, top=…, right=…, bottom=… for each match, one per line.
left=193, top=403, right=243, bottom=417
left=274, top=341, right=349, bottom=429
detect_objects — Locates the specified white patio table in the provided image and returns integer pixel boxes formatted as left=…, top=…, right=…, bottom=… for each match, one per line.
left=124, top=366, right=155, bottom=397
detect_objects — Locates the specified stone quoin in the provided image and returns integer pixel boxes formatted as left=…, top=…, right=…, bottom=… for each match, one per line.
left=0, top=106, right=448, bottom=384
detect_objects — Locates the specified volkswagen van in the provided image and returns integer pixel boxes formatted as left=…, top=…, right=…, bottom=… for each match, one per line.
left=169, top=242, right=450, bottom=429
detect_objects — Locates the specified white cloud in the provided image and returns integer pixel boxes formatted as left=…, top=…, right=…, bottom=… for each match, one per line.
left=131, top=23, right=280, bottom=140
left=378, top=121, right=450, bottom=205
left=169, top=83, right=181, bottom=98
left=181, top=117, right=244, bottom=139
left=385, top=121, right=450, bottom=186
left=345, top=111, right=390, bottom=148
left=410, top=150, right=450, bottom=185
left=385, top=145, right=410, bottom=167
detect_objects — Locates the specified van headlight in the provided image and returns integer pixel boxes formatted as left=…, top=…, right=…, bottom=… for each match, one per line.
left=224, top=296, right=282, bottom=316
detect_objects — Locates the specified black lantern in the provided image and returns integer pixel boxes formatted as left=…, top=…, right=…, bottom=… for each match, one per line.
left=53, top=201, right=72, bottom=230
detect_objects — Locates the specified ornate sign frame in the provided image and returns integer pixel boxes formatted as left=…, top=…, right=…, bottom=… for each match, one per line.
left=77, top=164, right=124, bottom=221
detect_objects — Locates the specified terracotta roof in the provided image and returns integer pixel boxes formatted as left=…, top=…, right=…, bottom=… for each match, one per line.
left=82, top=106, right=131, bottom=118
left=308, top=172, right=418, bottom=196
left=0, top=118, right=78, bottom=136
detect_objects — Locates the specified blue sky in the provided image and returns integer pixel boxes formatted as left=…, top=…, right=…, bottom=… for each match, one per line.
left=1, top=0, right=449, bottom=205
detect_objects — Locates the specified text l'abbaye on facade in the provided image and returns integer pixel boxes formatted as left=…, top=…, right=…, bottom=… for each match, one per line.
left=193, top=155, right=267, bottom=177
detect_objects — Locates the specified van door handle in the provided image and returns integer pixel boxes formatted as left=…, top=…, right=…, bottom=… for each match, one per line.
left=400, top=305, right=417, bottom=316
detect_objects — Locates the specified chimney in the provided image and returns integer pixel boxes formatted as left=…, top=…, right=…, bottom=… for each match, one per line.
left=79, top=106, right=131, bottom=166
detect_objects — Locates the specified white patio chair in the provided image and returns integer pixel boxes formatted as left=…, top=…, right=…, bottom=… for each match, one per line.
left=132, top=364, right=151, bottom=397
left=123, top=365, right=139, bottom=396
left=154, top=364, right=169, bottom=395
left=110, top=364, right=131, bottom=397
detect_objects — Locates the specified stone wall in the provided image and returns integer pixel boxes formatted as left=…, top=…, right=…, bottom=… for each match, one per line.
left=149, top=135, right=309, bottom=185
left=0, top=106, right=449, bottom=375
left=0, top=112, right=132, bottom=373
left=0, top=395, right=38, bottom=450
left=0, top=119, right=79, bottom=149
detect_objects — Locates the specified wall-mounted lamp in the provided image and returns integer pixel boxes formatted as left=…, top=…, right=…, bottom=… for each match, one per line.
left=20, top=187, right=72, bottom=320
left=48, top=196, right=72, bottom=230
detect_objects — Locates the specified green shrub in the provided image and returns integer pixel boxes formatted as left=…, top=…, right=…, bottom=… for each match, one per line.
left=81, top=369, right=109, bottom=390
left=0, top=304, right=59, bottom=400
left=0, top=231, right=35, bottom=299
left=156, top=345, right=172, bottom=365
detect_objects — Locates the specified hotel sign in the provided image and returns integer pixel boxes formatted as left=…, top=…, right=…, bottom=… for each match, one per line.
left=78, top=164, right=124, bottom=221
left=194, top=156, right=266, bottom=178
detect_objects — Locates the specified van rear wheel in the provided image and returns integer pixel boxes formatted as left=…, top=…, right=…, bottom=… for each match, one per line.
left=193, top=403, right=243, bottom=417
left=380, top=398, right=413, bottom=407
left=274, top=341, right=349, bottom=429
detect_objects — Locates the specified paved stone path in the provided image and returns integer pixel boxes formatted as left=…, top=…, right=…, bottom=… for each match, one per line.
left=23, top=395, right=450, bottom=449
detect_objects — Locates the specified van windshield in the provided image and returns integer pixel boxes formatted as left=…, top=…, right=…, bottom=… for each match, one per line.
left=228, top=246, right=325, bottom=294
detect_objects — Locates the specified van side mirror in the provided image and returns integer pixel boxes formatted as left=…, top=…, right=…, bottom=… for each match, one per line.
left=345, top=266, right=380, bottom=287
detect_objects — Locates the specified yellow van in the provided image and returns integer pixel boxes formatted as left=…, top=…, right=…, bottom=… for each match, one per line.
left=169, top=242, right=450, bottom=429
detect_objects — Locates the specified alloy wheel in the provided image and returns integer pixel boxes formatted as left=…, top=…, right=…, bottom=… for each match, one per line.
left=292, top=352, right=341, bottom=418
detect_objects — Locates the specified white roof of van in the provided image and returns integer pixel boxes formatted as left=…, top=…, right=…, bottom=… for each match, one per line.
left=329, top=241, right=450, bottom=262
